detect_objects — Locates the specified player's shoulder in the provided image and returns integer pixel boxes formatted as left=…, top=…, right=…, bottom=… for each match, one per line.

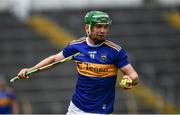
left=70, top=37, right=86, bottom=45
left=104, top=40, right=122, bottom=52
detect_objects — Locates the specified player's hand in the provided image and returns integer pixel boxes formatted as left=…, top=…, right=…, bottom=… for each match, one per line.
left=119, top=75, right=133, bottom=90
left=17, top=68, right=31, bottom=79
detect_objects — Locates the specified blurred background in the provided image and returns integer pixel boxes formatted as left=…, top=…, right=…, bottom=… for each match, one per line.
left=0, top=0, right=180, bottom=114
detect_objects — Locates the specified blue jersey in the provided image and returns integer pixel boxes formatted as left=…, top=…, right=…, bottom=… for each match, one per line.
left=63, top=37, right=129, bottom=114
left=0, top=89, right=16, bottom=114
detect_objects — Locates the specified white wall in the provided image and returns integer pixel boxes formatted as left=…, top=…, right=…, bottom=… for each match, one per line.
left=158, top=0, right=180, bottom=7
left=1, top=0, right=180, bottom=21
left=0, top=0, right=10, bottom=11
left=24, top=0, right=180, bottom=13
left=1, top=0, right=180, bottom=12
left=30, top=0, right=143, bottom=11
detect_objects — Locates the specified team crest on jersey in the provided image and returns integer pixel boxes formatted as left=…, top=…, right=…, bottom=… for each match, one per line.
left=101, top=54, right=107, bottom=61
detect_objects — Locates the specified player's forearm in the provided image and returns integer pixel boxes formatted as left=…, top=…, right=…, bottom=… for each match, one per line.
left=128, top=72, right=139, bottom=86
left=29, top=55, right=56, bottom=70
left=120, top=64, right=139, bottom=86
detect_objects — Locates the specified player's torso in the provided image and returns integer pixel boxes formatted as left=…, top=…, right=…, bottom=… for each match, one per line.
left=70, top=38, right=120, bottom=113
left=0, top=91, right=13, bottom=114
left=75, top=42, right=118, bottom=77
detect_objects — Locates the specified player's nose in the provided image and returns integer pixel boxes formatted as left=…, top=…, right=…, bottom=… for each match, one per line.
left=99, top=27, right=106, bottom=34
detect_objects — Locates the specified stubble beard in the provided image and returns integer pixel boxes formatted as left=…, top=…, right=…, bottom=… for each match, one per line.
left=89, top=35, right=105, bottom=45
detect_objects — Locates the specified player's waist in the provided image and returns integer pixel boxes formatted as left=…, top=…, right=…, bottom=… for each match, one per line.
left=72, top=91, right=114, bottom=114
left=0, top=98, right=12, bottom=106
left=76, top=61, right=117, bottom=77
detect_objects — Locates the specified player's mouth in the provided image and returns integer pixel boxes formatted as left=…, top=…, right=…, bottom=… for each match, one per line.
left=97, top=35, right=105, bottom=38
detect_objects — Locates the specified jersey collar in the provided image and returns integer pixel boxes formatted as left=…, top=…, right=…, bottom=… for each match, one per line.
left=86, top=37, right=104, bottom=47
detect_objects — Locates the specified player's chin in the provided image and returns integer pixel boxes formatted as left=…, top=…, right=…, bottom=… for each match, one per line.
left=96, top=37, right=106, bottom=42
left=97, top=35, right=105, bottom=39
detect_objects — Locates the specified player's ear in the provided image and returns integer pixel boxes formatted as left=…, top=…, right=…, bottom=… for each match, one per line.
left=85, top=24, right=89, bottom=34
left=85, top=24, right=88, bottom=30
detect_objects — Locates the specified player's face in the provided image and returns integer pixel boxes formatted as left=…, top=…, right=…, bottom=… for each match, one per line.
left=91, top=24, right=109, bottom=38
left=86, top=24, right=109, bottom=44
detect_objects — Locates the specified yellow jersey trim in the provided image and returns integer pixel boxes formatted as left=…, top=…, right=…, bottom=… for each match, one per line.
left=0, top=98, right=11, bottom=106
left=70, top=37, right=86, bottom=45
left=104, top=40, right=121, bottom=52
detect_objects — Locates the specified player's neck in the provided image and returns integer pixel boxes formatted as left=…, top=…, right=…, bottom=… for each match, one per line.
left=87, top=37, right=95, bottom=45
left=86, top=37, right=104, bottom=47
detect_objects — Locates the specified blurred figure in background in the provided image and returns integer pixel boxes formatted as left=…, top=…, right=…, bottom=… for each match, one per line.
left=0, top=73, right=20, bottom=114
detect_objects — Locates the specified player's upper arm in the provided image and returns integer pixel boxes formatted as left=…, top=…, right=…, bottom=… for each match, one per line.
left=53, top=51, right=65, bottom=62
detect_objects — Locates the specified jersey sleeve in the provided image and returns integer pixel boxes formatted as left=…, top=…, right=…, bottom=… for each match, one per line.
left=62, top=43, right=78, bottom=58
left=115, top=48, right=129, bottom=68
left=8, top=93, right=16, bottom=100
left=6, top=89, right=17, bottom=100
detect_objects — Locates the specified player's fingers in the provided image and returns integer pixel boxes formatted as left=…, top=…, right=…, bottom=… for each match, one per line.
left=123, top=75, right=132, bottom=83
left=18, top=69, right=28, bottom=79
left=125, top=83, right=132, bottom=89
left=120, top=76, right=133, bottom=90
left=121, top=83, right=132, bottom=89
left=122, top=85, right=132, bottom=90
